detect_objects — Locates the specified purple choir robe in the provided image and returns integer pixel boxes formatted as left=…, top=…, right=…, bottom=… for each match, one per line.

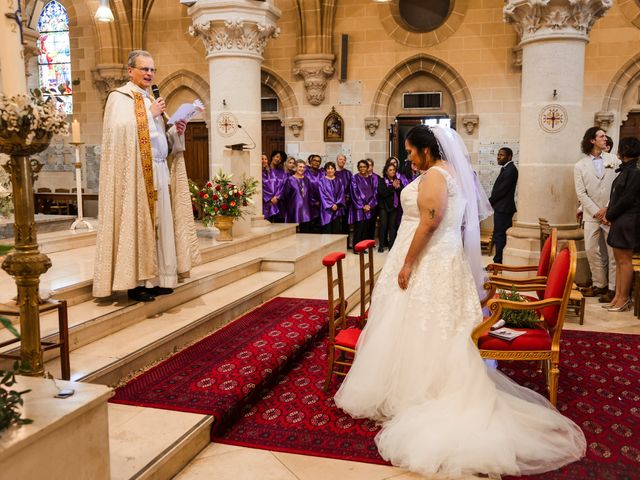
left=349, top=173, right=378, bottom=224
left=305, top=167, right=323, bottom=220
left=270, top=167, right=288, bottom=220
left=282, top=175, right=312, bottom=224
left=262, top=168, right=279, bottom=219
left=318, top=176, right=346, bottom=226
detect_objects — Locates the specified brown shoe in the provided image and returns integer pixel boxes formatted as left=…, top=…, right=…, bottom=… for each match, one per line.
left=580, top=286, right=597, bottom=297
left=598, top=290, right=615, bottom=303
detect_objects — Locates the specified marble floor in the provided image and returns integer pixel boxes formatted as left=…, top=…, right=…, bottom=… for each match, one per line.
left=173, top=253, right=639, bottom=480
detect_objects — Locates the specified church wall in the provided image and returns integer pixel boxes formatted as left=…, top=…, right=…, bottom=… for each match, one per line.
left=17, top=0, right=640, bottom=197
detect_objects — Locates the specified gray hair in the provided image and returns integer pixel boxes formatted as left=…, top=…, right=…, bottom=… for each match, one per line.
left=127, top=50, right=153, bottom=68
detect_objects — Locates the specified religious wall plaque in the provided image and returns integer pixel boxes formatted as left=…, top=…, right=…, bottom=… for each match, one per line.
left=323, top=107, right=344, bottom=142
left=538, top=104, right=568, bottom=134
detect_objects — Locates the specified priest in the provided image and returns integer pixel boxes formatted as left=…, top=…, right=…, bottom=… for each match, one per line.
left=93, top=50, right=201, bottom=302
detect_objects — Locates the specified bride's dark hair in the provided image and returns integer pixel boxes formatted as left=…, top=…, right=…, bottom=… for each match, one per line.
left=405, top=125, right=442, bottom=160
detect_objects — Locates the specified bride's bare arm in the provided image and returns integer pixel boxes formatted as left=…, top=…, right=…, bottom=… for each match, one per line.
left=397, top=169, right=448, bottom=290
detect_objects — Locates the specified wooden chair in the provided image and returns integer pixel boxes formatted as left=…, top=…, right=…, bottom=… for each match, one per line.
left=51, top=188, right=71, bottom=215
left=480, top=226, right=493, bottom=255
left=354, top=239, right=376, bottom=326
left=472, top=241, right=577, bottom=406
left=323, top=251, right=361, bottom=390
left=0, top=299, right=70, bottom=380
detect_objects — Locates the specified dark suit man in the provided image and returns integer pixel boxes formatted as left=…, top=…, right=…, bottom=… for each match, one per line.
left=489, top=147, right=518, bottom=264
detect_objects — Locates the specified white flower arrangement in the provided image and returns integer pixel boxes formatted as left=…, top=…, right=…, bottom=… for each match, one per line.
left=0, top=90, right=68, bottom=145
left=604, top=161, right=616, bottom=169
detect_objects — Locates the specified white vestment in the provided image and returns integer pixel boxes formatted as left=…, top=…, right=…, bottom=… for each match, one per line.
left=93, top=82, right=201, bottom=297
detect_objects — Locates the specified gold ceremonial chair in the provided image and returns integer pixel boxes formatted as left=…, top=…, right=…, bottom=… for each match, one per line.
left=323, top=251, right=362, bottom=390
left=472, top=241, right=577, bottom=406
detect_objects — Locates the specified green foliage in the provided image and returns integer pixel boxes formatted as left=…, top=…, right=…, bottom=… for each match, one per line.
left=497, top=287, right=541, bottom=329
left=0, top=317, right=32, bottom=434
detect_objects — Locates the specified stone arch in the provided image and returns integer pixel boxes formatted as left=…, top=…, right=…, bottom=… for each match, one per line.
left=370, top=54, right=473, bottom=119
left=600, top=53, right=640, bottom=119
left=261, top=67, right=299, bottom=118
left=158, top=69, right=211, bottom=123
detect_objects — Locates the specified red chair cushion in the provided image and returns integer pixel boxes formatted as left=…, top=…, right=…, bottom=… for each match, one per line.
left=478, top=328, right=551, bottom=351
left=334, top=327, right=362, bottom=349
left=354, top=239, right=376, bottom=253
left=322, top=251, right=346, bottom=267
left=541, top=247, right=570, bottom=328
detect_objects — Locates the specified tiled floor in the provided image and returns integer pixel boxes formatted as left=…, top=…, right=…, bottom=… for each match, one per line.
left=174, top=254, right=638, bottom=480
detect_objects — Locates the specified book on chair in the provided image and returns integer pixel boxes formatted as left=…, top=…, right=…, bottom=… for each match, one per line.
left=489, top=327, right=526, bottom=341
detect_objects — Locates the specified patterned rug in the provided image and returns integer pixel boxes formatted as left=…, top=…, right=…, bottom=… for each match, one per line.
left=110, top=297, right=329, bottom=431
left=215, top=329, right=640, bottom=479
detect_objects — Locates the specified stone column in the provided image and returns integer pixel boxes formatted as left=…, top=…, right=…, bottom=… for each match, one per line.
left=188, top=1, right=280, bottom=231
left=503, top=0, right=611, bottom=279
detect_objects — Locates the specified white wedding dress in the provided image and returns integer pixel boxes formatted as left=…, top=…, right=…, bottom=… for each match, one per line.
left=334, top=166, right=586, bottom=478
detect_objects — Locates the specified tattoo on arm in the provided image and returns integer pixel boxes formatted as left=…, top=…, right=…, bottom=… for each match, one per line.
left=428, top=208, right=436, bottom=219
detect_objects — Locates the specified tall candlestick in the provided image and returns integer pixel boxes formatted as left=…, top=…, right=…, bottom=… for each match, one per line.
left=0, top=0, right=28, bottom=96
left=71, top=120, right=82, bottom=143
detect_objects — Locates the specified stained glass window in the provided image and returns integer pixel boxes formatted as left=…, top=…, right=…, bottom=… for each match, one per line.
left=37, top=1, right=72, bottom=114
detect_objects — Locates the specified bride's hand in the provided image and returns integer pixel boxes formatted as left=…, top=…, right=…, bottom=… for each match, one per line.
left=398, top=264, right=413, bottom=290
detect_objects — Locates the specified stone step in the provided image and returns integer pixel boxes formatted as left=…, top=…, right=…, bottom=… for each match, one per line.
left=0, top=223, right=297, bottom=307
left=43, top=270, right=294, bottom=386
left=108, top=404, right=212, bottom=480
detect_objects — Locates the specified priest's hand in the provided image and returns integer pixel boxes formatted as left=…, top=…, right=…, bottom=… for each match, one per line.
left=150, top=97, right=166, bottom=118
left=175, top=120, right=187, bottom=136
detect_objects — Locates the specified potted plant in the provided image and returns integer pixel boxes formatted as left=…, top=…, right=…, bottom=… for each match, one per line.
left=0, top=89, right=68, bottom=156
left=192, top=170, right=258, bottom=241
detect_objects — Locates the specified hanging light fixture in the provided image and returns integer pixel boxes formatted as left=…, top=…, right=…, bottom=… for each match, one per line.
left=95, top=0, right=114, bottom=23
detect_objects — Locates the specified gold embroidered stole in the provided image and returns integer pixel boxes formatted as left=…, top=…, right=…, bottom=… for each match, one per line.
left=133, top=92, right=156, bottom=226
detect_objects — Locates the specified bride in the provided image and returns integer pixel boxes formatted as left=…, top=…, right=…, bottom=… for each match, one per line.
left=334, top=125, right=586, bottom=478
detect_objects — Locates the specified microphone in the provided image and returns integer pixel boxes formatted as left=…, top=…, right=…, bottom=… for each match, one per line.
left=237, top=124, right=256, bottom=150
left=151, top=84, right=171, bottom=122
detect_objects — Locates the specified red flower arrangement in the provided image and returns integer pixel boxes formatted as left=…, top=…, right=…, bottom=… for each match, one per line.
left=191, top=169, right=258, bottom=226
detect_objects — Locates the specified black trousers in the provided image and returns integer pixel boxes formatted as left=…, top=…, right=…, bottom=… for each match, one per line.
left=367, top=207, right=379, bottom=241
left=298, top=221, right=313, bottom=234
left=321, top=217, right=343, bottom=234
left=353, top=219, right=371, bottom=247
left=378, top=208, right=398, bottom=248
left=492, top=212, right=513, bottom=264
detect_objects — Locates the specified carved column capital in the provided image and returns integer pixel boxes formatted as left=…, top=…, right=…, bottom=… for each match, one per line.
left=189, top=19, right=280, bottom=60
left=364, top=117, right=380, bottom=136
left=284, top=117, right=304, bottom=137
left=594, top=111, right=614, bottom=132
left=504, top=0, right=612, bottom=44
left=92, top=64, right=128, bottom=108
left=293, top=54, right=335, bottom=106
left=461, top=114, right=479, bottom=135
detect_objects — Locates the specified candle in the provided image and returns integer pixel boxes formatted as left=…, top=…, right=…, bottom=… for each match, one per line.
left=71, top=120, right=82, bottom=143
left=0, top=0, right=28, bottom=96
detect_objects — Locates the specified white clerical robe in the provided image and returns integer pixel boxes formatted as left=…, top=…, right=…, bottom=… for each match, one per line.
left=93, top=82, right=201, bottom=297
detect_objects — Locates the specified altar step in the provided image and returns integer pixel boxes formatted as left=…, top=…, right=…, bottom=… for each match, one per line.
left=106, top=249, right=387, bottom=480
left=0, top=228, right=346, bottom=387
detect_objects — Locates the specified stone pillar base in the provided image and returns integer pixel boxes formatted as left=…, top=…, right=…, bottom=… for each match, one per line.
left=502, top=222, right=590, bottom=284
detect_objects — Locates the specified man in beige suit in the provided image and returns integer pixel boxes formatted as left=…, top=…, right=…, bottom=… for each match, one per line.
left=574, top=127, right=620, bottom=302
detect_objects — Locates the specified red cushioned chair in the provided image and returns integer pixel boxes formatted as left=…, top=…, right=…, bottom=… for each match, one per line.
left=354, top=239, right=376, bottom=327
left=322, top=252, right=361, bottom=390
left=472, top=240, right=576, bottom=406
left=481, top=228, right=558, bottom=307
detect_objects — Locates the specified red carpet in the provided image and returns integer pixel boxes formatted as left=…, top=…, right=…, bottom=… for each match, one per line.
left=215, top=329, right=640, bottom=479
left=112, top=298, right=639, bottom=478
left=110, top=297, right=329, bottom=430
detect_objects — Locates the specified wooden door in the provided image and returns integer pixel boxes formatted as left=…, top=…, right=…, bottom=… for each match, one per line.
left=261, top=119, right=284, bottom=158
left=184, top=122, right=209, bottom=187
left=619, top=112, right=640, bottom=140
left=391, top=116, right=454, bottom=172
